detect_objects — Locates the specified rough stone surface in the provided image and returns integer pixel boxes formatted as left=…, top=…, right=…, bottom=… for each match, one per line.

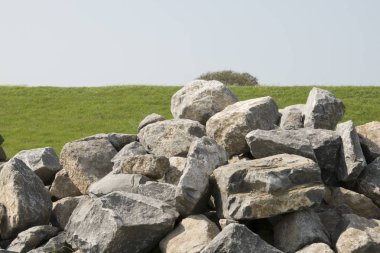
left=356, top=121, right=380, bottom=163
left=138, top=113, right=166, bottom=131
left=14, top=147, right=61, bottom=185
left=176, top=137, right=228, bottom=216
left=171, top=80, right=238, bottom=125
left=279, top=104, right=305, bottom=130
left=206, top=96, right=280, bottom=156
left=60, top=138, right=117, bottom=194
left=273, top=210, right=330, bottom=253
left=336, top=120, right=367, bottom=183
left=162, top=157, right=187, bottom=185
left=111, top=141, right=147, bottom=171
left=7, top=225, right=59, bottom=253
left=117, top=154, right=169, bottom=179
left=304, top=87, right=345, bottom=130
left=79, top=133, right=137, bottom=151
left=0, top=158, right=52, bottom=239
left=65, top=192, right=179, bottom=253
left=295, top=243, right=334, bottom=253
left=51, top=196, right=85, bottom=229
left=28, top=232, right=71, bottom=253
left=357, top=157, right=380, bottom=206
left=137, top=181, right=177, bottom=207
left=212, top=154, right=324, bottom=219
left=160, top=215, right=220, bottom=253
left=49, top=169, right=82, bottom=199
left=201, top=223, right=283, bottom=253
left=138, top=119, right=206, bottom=157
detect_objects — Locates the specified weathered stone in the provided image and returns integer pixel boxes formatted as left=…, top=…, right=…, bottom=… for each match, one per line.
left=0, top=147, right=6, bottom=162
left=279, top=104, right=305, bottom=130
left=336, top=120, right=367, bottom=183
left=171, top=80, right=238, bottom=125
left=138, top=119, right=206, bottom=157
left=117, top=154, right=169, bottom=179
left=357, top=121, right=380, bottom=163
left=49, top=169, right=81, bottom=199
left=206, top=96, right=280, bottom=156
left=51, top=196, right=85, bottom=230
left=201, top=223, right=283, bottom=253
left=160, top=215, right=220, bottom=253
left=295, top=243, right=334, bottom=253
left=228, top=154, right=252, bottom=164
left=137, top=181, right=177, bottom=207
left=212, top=154, right=324, bottom=219
left=304, top=87, right=345, bottom=130
left=28, top=232, right=71, bottom=253
left=7, top=225, right=59, bottom=253
left=111, top=141, right=147, bottom=171
left=218, top=219, right=238, bottom=229
left=274, top=210, right=330, bottom=253
left=65, top=192, right=179, bottom=253
left=357, top=157, right=380, bottom=206
left=79, top=133, right=137, bottom=151
left=60, top=138, right=117, bottom=194
left=176, top=137, right=228, bottom=216
left=324, top=187, right=380, bottom=219
left=162, top=157, right=187, bottom=185
left=14, top=147, right=61, bottom=185
left=138, top=113, right=166, bottom=131
left=0, top=159, right=52, bottom=239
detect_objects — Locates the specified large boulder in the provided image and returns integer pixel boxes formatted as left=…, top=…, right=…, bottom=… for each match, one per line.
left=304, top=87, right=345, bottom=130
left=65, top=192, right=179, bottom=253
left=357, top=157, right=380, bottom=206
left=201, top=223, right=283, bottom=253
left=159, top=215, right=220, bottom=253
left=176, top=137, right=228, bottom=216
left=49, top=169, right=82, bottom=199
left=111, top=141, right=147, bottom=171
left=279, top=104, right=305, bottom=130
left=116, top=154, right=169, bottom=179
left=51, top=196, right=85, bottom=229
left=138, top=113, right=166, bottom=131
left=356, top=121, right=380, bottom=163
left=138, top=119, right=206, bottom=157
left=171, top=80, right=238, bottom=124
left=295, top=243, right=334, bottom=253
left=60, top=138, right=117, bottom=194
left=206, top=96, right=280, bottom=156
left=212, top=154, right=324, bottom=220
left=13, top=147, right=61, bottom=185
left=0, top=159, right=52, bottom=239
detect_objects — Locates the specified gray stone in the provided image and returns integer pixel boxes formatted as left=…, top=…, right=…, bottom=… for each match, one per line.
left=79, top=133, right=137, bottom=151
left=279, top=104, right=305, bottom=130
left=65, top=192, right=179, bottom=253
left=0, top=158, right=52, bottom=239
left=357, top=121, right=380, bottom=163
left=137, top=181, right=177, bottom=207
left=357, top=157, right=380, bottom=206
left=176, top=137, right=228, bottom=216
left=51, top=196, right=85, bottom=230
left=171, top=80, right=238, bottom=125
left=138, top=119, right=206, bottom=157
left=304, top=87, right=345, bottom=130
left=138, top=113, right=166, bottom=131
left=295, top=243, right=334, bottom=253
left=60, top=138, right=117, bottom=194
left=28, top=232, right=71, bottom=253
left=111, top=141, right=147, bottom=171
left=162, top=157, right=187, bottom=185
left=201, top=223, right=283, bottom=253
left=160, top=215, right=220, bottom=253
left=274, top=210, right=330, bottom=253
left=206, top=96, right=280, bottom=156
left=117, top=154, right=169, bottom=179
left=7, top=225, right=59, bottom=253
left=49, top=169, right=82, bottom=199
left=14, top=147, right=61, bottom=185
left=212, top=154, right=324, bottom=220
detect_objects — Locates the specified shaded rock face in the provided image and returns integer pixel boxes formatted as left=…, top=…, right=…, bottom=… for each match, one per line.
left=171, top=80, right=239, bottom=125
left=51, top=196, right=85, bottom=230
left=138, top=113, right=166, bottom=131
left=65, top=192, right=179, bottom=253
left=49, top=169, right=82, bottom=200
left=28, top=232, right=71, bottom=253
left=162, top=157, right=187, bottom=185
left=206, top=96, right=280, bottom=156
left=356, top=121, right=380, bottom=163
left=357, top=157, right=380, bottom=206
left=212, top=154, right=324, bottom=220
left=279, top=104, right=305, bottom=130
left=138, top=119, right=206, bottom=157
left=304, top=87, right=345, bottom=130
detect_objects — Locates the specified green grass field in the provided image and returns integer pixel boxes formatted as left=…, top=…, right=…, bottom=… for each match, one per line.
left=1, top=85, right=379, bottom=157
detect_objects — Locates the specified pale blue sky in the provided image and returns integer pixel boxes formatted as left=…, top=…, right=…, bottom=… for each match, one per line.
left=0, top=0, right=379, bottom=86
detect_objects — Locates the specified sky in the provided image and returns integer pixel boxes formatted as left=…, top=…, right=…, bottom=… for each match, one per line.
left=0, top=0, right=379, bottom=86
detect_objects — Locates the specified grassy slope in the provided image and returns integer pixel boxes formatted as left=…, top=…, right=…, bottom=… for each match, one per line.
left=0, top=85, right=379, bottom=157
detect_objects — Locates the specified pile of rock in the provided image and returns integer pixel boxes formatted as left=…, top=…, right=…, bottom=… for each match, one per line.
left=0, top=80, right=380, bottom=253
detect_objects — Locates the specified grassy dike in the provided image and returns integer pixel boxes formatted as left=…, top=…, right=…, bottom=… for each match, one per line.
left=0, top=85, right=379, bottom=157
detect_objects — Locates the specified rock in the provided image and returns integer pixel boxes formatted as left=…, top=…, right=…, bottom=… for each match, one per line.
left=176, top=137, right=228, bottom=216
left=138, top=119, right=206, bottom=157
left=111, top=141, right=147, bottom=171
left=137, top=181, right=177, bottom=207
left=335, top=213, right=380, bottom=253
left=162, top=157, right=187, bottom=185
left=212, top=154, right=324, bottom=219
left=279, top=104, right=305, bottom=130
left=51, top=196, right=85, bottom=230
left=65, top=192, right=179, bottom=253
left=324, top=187, right=380, bottom=219
left=28, top=232, right=72, bottom=253
left=0, top=158, right=52, bottom=239
left=206, top=96, right=280, bottom=156
left=201, top=223, right=283, bottom=253
left=7, top=225, right=59, bottom=253
left=356, top=121, right=380, bottom=163
left=117, top=154, right=169, bottom=179
left=160, top=214, right=220, bottom=253
left=13, top=147, right=61, bottom=185
left=138, top=113, right=166, bottom=131
left=218, top=219, right=238, bottom=229
left=49, top=169, right=82, bottom=199
left=0, top=147, right=6, bottom=162
left=304, top=87, right=345, bottom=130
left=336, top=120, right=367, bottom=183
left=357, top=157, right=380, bottom=206
left=60, top=138, right=117, bottom=194
left=273, top=210, right=330, bottom=253
left=79, top=133, right=137, bottom=151
left=295, top=243, right=334, bottom=253
left=171, top=80, right=238, bottom=125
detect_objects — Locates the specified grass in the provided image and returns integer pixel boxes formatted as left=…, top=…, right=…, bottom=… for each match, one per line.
left=0, top=85, right=379, bottom=157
